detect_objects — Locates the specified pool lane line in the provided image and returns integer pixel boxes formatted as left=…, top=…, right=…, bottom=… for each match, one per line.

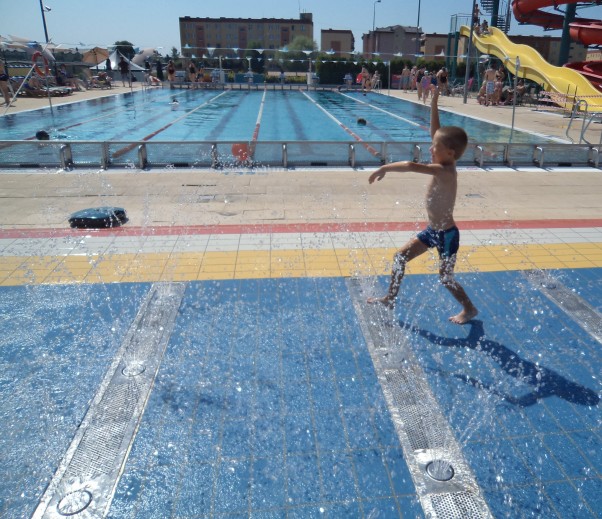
left=338, top=91, right=429, bottom=132
left=57, top=91, right=190, bottom=136
left=249, top=89, right=267, bottom=158
left=18, top=92, right=188, bottom=141
left=112, top=90, right=230, bottom=158
left=300, top=91, right=381, bottom=158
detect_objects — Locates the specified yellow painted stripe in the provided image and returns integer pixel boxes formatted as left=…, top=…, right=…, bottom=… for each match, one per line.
left=0, top=243, right=601, bottom=286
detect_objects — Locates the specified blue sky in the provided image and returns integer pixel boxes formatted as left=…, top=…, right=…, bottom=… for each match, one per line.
left=2, top=0, right=601, bottom=53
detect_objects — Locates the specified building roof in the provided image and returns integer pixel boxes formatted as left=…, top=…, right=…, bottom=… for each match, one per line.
left=179, top=15, right=312, bottom=24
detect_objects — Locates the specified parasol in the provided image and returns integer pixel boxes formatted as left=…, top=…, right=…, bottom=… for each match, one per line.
left=5, top=35, right=55, bottom=61
left=82, top=47, right=110, bottom=66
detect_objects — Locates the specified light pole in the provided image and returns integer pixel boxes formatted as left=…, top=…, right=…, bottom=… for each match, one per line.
left=372, top=0, right=381, bottom=32
left=39, top=0, right=50, bottom=44
left=373, top=0, right=381, bottom=53
left=416, top=0, right=422, bottom=57
left=463, top=0, right=478, bottom=103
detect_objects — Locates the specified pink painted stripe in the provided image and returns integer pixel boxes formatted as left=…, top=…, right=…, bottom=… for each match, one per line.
left=0, top=219, right=601, bottom=240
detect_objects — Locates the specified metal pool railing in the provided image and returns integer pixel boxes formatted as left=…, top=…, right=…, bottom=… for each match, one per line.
left=0, top=140, right=600, bottom=170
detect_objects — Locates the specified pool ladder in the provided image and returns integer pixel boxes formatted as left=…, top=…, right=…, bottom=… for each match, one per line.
left=566, top=99, right=602, bottom=147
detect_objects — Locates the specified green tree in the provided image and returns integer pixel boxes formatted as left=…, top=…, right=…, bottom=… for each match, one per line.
left=171, top=47, right=179, bottom=60
left=279, top=35, right=317, bottom=73
left=244, top=40, right=264, bottom=74
left=287, top=36, right=316, bottom=52
left=114, top=41, right=135, bottom=60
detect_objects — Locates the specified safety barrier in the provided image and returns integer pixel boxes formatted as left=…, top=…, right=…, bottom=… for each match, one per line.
left=0, top=140, right=599, bottom=170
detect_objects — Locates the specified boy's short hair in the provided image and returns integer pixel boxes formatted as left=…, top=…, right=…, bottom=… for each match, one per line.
left=437, top=126, right=468, bottom=160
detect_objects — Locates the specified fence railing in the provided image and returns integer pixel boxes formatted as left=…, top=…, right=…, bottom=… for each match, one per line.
left=0, top=140, right=600, bottom=170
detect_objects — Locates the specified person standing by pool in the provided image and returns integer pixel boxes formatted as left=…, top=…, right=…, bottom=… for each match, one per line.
left=118, top=56, right=130, bottom=87
left=420, top=71, right=431, bottom=103
left=401, top=65, right=411, bottom=92
left=367, top=86, right=478, bottom=325
left=167, top=60, right=176, bottom=84
left=188, top=61, right=197, bottom=87
left=361, top=66, right=371, bottom=95
left=416, top=66, right=425, bottom=100
left=437, top=67, right=449, bottom=96
left=0, top=61, right=13, bottom=106
left=483, top=62, right=497, bottom=106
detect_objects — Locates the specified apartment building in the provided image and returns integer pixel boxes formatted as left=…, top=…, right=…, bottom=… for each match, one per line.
left=362, top=26, right=422, bottom=60
left=320, top=29, right=355, bottom=55
left=179, top=13, right=313, bottom=56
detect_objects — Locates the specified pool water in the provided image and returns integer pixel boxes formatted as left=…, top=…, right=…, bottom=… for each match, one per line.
left=0, top=89, right=547, bottom=144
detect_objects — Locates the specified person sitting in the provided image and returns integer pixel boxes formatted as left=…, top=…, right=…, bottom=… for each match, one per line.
left=371, top=71, right=381, bottom=90
left=480, top=20, right=490, bottom=35
left=146, top=74, right=161, bottom=86
left=503, top=79, right=526, bottom=105
left=514, top=79, right=526, bottom=103
left=476, top=81, right=487, bottom=105
left=57, top=64, right=85, bottom=91
left=491, top=77, right=503, bottom=105
left=90, top=71, right=112, bottom=89
left=20, top=75, right=49, bottom=97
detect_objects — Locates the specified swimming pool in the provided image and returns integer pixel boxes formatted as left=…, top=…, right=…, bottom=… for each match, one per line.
left=1, top=88, right=595, bottom=169
left=0, top=88, right=543, bottom=144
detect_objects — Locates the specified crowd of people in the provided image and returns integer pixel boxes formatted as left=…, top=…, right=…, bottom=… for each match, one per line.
left=475, top=62, right=527, bottom=106
left=394, top=64, right=453, bottom=102
left=392, top=56, right=529, bottom=108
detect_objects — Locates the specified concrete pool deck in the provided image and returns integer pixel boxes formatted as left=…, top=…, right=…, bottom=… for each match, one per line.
left=0, top=85, right=600, bottom=518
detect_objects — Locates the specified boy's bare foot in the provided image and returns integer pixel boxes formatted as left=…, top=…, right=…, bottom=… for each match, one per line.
left=367, top=296, right=395, bottom=309
left=448, top=307, right=478, bottom=324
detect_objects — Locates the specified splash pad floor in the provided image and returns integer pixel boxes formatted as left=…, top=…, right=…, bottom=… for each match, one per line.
left=0, top=218, right=600, bottom=518
left=1, top=87, right=601, bottom=518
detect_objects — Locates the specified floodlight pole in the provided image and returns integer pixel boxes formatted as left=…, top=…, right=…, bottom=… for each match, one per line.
left=463, top=0, right=478, bottom=104
left=39, top=0, right=50, bottom=44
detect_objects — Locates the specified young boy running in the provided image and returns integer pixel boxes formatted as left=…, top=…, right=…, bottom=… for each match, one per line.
left=367, top=86, right=478, bottom=325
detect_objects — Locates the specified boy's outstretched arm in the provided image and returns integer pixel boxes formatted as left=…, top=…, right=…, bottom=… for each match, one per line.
left=430, top=85, right=440, bottom=139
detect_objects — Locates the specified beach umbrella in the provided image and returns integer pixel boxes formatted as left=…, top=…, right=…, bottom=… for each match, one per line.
left=82, top=46, right=110, bottom=72
left=6, top=35, right=55, bottom=61
left=82, top=47, right=110, bottom=66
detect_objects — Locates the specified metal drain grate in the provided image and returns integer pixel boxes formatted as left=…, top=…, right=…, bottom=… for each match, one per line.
left=430, top=491, right=485, bottom=519
left=524, top=269, right=602, bottom=344
left=347, top=278, right=492, bottom=519
left=32, top=282, right=185, bottom=519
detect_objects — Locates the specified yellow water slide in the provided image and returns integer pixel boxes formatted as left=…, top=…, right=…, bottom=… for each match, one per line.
left=459, top=25, right=602, bottom=112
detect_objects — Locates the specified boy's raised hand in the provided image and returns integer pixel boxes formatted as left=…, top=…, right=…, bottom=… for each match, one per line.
left=431, top=84, right=439, bottom=105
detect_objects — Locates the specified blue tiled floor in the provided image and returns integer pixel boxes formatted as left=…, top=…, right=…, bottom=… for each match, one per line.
left=108, top=278, right=422, bottom=518
left=0, top=271, right=600, bottom=518
left=388, top=270, right=601, bottom=518
left=0, top=283, right=150, bottom=518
